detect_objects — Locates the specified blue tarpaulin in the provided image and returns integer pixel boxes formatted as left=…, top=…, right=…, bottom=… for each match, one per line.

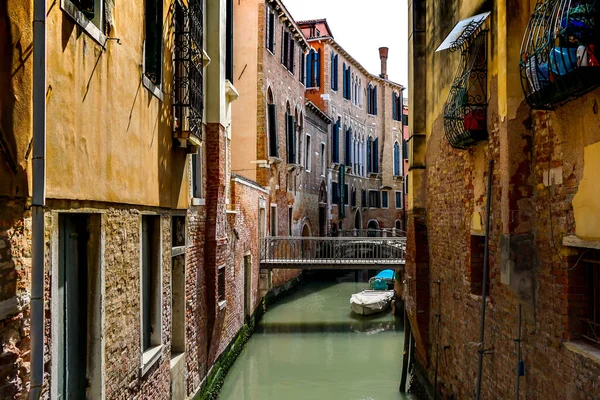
left=375, top=269, right=395, bottom=280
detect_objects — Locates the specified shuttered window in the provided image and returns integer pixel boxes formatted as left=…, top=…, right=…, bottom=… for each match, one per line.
left=345, top=128, right=351, bottom=166
left=332, top=182, right=340, bottom=204
left=331, top=118, right=340, bottom=163
left=266, top=8, right=275, bottom=52
left=268, top=104, right=278, bottom=157
left=382, top=191, right=389, bottom=208
left=373, top=138, right=379, bottom=172
left=367, top=85, right=378, bottom=115
left=286, top=114, right=296, bottom=164
left=393, top=92, right=402, bottom=121
left=367, top=137, right=372, bottom=173
left=393, top=142, right=401, bottom=176
left=145, top=0, right=163, bottom=84
left=403, top=139, right=408, bottom=160
left=300, top=52, right=306, bottom=83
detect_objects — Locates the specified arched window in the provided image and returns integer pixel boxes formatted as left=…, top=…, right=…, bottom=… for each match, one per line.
left=286, top=102, right=296, bottom=164
left=267, top=88, right=278, bottom=157
left=393, top=141, right=401, bottom=176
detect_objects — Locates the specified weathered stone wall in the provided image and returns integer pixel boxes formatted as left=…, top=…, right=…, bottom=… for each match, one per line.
left=0, top=198, right=30, bottom=399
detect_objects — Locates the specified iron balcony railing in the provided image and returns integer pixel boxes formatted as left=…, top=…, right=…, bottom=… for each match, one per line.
left=331, top=229, right=407, bottom=238
left=260, top=236, right=406, bottom=267
left=174, top=0, right=203, bottom=141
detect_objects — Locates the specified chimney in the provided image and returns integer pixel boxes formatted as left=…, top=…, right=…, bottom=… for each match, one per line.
left=379, top=47, right=389, bottom=79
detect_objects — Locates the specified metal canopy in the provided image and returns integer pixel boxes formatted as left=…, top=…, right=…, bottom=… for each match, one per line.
left=436, top=11, right=491, bottom=52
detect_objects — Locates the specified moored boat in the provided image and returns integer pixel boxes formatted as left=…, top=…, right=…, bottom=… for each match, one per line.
left=369, top=269, right=396, bottom=290
left=350, top=290, right=395, bottom=316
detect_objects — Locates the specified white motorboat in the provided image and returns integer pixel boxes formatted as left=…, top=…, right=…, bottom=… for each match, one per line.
left=350, top=290, right=395, bottom=316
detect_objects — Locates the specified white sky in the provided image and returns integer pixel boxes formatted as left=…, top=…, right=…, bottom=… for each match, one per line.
left=282, top=0, right=409, bottom=89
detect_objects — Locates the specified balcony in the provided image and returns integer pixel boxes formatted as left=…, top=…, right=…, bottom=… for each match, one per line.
left=520, top=0, right=600, bottom=109
left=173, top=0, right=204, bottom=148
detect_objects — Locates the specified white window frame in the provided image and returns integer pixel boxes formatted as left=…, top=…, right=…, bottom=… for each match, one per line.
left=270, top=205, right=278, bottom=236
left=321, top=142, right=326, bottom=177
left=305, top=133, right=312, bottom=172
left=395, top=190, right=403, bottom=209
left=140, top=215, right=163, bottom=376
left=381, top=190, right=389, bottom=209
left=61, top=0, right=107, bottom=47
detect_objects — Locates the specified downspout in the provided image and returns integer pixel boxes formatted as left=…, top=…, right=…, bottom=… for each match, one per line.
left=30, top=0, right=46, bottom=398
left=475, top=160, right=494, bottom=400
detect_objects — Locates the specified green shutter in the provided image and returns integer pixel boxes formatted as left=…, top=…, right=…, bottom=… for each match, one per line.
left=268, top=104, right=278, bottom=157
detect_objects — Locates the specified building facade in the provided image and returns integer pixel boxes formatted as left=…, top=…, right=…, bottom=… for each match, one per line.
left=298, top=20, right=406, bottom=234
left=0, top=0, right=269, bottom=398
left=406, top=0, right=600, bottom=398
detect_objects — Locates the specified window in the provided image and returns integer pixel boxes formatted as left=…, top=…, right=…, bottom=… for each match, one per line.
left=306, top=49, right=321, bottom=87
left=344, top=184, right=349, bottom=205
left=286, top=104, right=296, bottom=164
left=393, top=92, right=402, bottom=121
left=316, top=29, right=321, bottom=37
left=267, top=89, right=278, bottom=157
left=331, top=117, right=340, bottom=163
left=469, top=235, right=489, bottom=295
left=344, top=128, right=352, bottom=166
left=145, top=0, right=164, bottom=85
left=402, top=114, right=409, bottom=126
left=192, top=150, right=203, bottom=198
left=141, top=215, right=162, bottom=371
left=382, top=191, right=389, bottom=208
left=226, top=0, right=234, bottom=82
left=395, top=191, right=403, bottom=209
left=351, top=187, right=357, bottom=207
left=393, top=141, right=401, bottom=176
left=288, top=207, right=293, bottom=236
left=361, top=189, right=367, bottom=208
left=270, top=206, right=277, bottom=236
left=259, top=206, right=266, bottom=239
left=404, top=174, right=409, bottom=194
left=62, top=0, right=105, bottom=40
left=218, top=266, right=226, bottom=302
left=266, top=7, right=275, bottom=52
left=300, top=51, right=306, bottom=83
left=567, top=249, right=600, bottom=347
left=367, top=85, right=378, bottom=115
left=367, top=137, right=379, bottom=173
left=395, top=220, right=402, bottom=231
left=403, top=139, right=408, bottom=160
left=343, top=63, right=351, bottom=100
left=57, top=214, right=102, bottom=399
left=321, top=143, right=326, bottom=176
left=368, top=190, right=380, bottom=208
left=281, top=30, right=295, bottom=72
left=332, top=182, right=340, bottom=204
left=331, top=53, right=339, bottom=91
left=171, top=253, right=185, bottom=354
left=305, top=134, right=311, bottom=171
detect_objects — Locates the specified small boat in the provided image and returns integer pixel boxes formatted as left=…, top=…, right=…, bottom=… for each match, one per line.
left=350, top=290, right=395, bottom=316
left=369, top=269, right=396, bottom=290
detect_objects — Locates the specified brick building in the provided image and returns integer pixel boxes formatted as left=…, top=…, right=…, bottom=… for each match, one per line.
left=0, top=0, right=269, bottom=398
left=298, top=20, right=407, bottom=234
left=406, top=0, right=600, bottom=398
left=231, top=0, right=312, bottom=288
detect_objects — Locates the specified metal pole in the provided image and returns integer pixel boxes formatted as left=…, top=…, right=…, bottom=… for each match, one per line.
left=433, top=280, right=441, bottom=400
left=475, top=160, right=494, bottom=400
left=515, top=304, right=522, bottom=400
left=30, top=0, right=47, bottom=397
left=399, top=303, right=412, bottom=392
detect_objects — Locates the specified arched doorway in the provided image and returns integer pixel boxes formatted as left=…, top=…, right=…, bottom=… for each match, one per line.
left=301, top=223, right=312, bottom=258
left=354, top=209, right=362, bottom=230
left=367, top=219, right=380, bottom=237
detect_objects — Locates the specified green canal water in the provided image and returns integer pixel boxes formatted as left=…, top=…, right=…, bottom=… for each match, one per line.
left=219, top=276, right=416, bottom=400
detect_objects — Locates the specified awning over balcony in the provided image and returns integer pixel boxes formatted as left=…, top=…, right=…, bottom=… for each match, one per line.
left=438, top=12, right=490, bottom=149
left=520, top=0, right=600, bottom=109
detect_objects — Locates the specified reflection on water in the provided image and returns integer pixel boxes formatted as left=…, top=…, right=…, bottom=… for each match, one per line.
left=219, top=277, right=415, bottom=400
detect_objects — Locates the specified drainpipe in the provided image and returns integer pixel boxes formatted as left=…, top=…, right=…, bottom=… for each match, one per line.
left=30, top=0, right=47, bottom=398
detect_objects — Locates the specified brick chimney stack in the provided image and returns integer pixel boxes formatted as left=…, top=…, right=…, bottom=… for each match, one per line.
left=379, top=47, right=389, bottom=79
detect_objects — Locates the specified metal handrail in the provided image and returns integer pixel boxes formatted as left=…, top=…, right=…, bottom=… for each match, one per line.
left=260, top=236, right=406, bottom=265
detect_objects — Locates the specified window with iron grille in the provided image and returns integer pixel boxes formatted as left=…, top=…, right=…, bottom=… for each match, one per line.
left=174, top=0, right=203, bottom=140
left=520, top=0, right=600, bottom=109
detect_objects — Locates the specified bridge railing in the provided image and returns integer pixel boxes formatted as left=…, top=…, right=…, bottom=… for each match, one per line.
left=332, top=229, right=407, bottom=238
left=260, top=236, right=406, bottom=266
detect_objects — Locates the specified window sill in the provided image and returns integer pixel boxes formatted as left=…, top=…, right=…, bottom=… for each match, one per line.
left=225, top=80, right=239, bottom=102
left=141, top=345, right=163, bottom=376
left=61, top=0, right=107, bottom=48
left=218, top=300, right=227, bottom=311
left=192, top=198, right=205, bottom=206
left=564, top=341, right=600, bottom=365
left=305, top=169, right=311, bottom=173
left=143, top=75, right=164, bottom=101
left=269, top=156, right=283, bottom=165
left=172, top=246, right=186, bottom=257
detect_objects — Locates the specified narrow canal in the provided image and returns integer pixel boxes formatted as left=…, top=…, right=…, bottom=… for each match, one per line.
left=220, top=273, right=416, bottom=400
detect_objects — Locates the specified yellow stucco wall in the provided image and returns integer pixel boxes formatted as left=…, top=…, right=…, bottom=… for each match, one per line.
left=3, top=0, right=191, bottom=209
left=572, top=142, right=600, bottom=239
left=230, top=0, right=259, bottom=181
